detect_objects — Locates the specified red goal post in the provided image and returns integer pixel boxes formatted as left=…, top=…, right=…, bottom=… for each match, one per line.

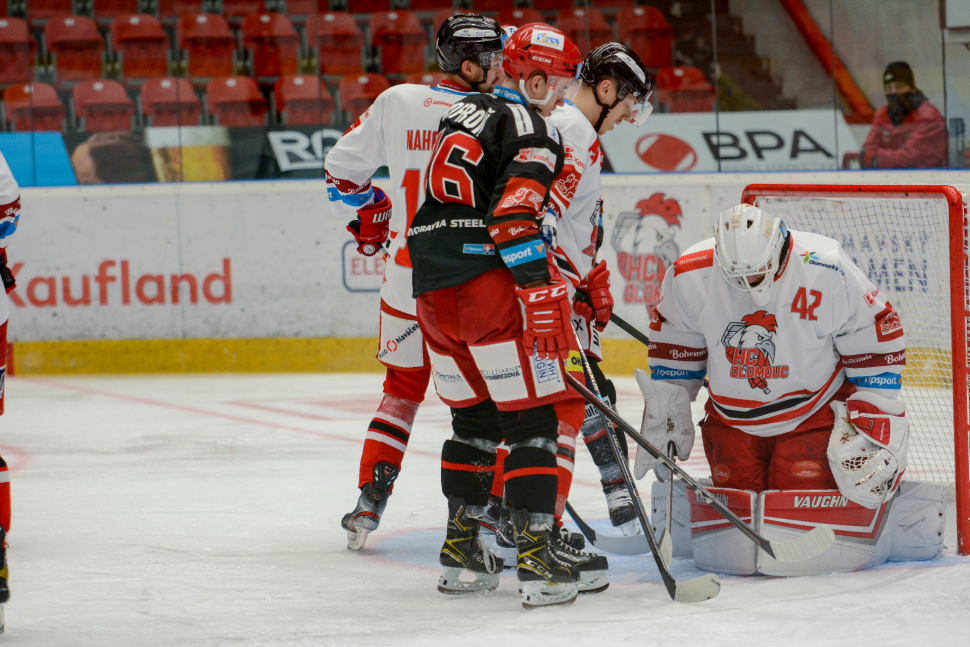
left=741, top=184, right=970, bottom=556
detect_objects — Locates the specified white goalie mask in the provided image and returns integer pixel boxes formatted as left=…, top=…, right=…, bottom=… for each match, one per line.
left=713, top=205, right=788, bottom=307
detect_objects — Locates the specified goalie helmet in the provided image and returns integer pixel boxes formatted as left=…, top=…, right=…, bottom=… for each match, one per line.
left=713, top=204, right=789, bottom=307
left=579, top=42, right=654, bottom=131
left=502, top=23, right=580, bottom=107
left=436, top=14, right=504, bottom=92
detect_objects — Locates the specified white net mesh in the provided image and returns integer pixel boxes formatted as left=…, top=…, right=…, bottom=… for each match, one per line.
left=750, top=186, right=970, bottom=487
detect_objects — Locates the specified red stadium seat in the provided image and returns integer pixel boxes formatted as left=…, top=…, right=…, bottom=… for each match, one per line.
left=655, top=66, right=715, bottom=113
left=617, top=6, right=675, bottom=69
left=346, top=0, right=388, bottom=12
left=472, top=0, right=513, bottom=11
left=495, top=8, right=543, bottom=28
left=26, top=0, right=72, bottom=26
left=206, top=75, right=267, bottom=126
left=556, top=8, right=612, bottom=57
left=140, top=76, right=202, bottom=126
left=410, top=0, right=451, bottom=10
left=94, top=0, right=140, bottom=23
left=274, top=74, right=333, bottom=125
left=316, top=11, right=363, bottom=76
left=179, top=13, right=236, bottom=83
left=338, top=73, right=388, bottom=124
left=0, top=18, right=32, bottom=85
left=73, top=79, right=136, bottom=131
left=242, top=12, right=299, bottom=83
left=158, top=0, right=205, bottom=21
left=111, top=14, right=170, bottom=81
left=532, top=0, right=572, bottom=10
left=369, top=10, right=427, bottom=76
left=405, top=71, right=442, bottom=86
left=222, top=0, right=264, bottom=21
left=2, top=83, right=66, bottom=131
left=46, top=15, right=105, bottom=86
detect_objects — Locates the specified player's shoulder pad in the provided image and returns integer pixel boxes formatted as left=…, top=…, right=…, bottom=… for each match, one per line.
left=548, top=103, right=596, bottom=149
left=789, top=229, right=846, bottom=280
left=673, top=238, right=716, bottom=277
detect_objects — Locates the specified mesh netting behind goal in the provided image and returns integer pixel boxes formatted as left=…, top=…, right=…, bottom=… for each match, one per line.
left=743, top=185, right=970, bottom=505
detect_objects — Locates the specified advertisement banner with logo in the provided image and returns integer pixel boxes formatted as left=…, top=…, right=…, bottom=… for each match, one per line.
left=600, top=109, right=859, bottom=173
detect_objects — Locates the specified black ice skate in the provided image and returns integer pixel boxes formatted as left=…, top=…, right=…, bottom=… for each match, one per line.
left=491, top=498, right=517, bottom=566
left=511, top=508, right=579, bottom=609
left=549, top=525, right=609, bottom=595
left=603, top=480, right=640, bottom=535
left=438, top=496, right=504, bottom=595
left=341, top=462, right=399, bottom=551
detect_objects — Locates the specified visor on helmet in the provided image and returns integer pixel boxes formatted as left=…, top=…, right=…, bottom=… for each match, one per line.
left=479, top=49, right=503, bottom=71
left=620, top=88, right=653, bottom=126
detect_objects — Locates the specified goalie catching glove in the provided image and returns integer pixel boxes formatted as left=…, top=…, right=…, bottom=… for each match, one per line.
left=573, top=261, right=613, bottom=332
left=827, top=391, right=909, bottom=509
left=633, top=368, right=694, bottom=478
left=346, top=187, right=392, bottom=256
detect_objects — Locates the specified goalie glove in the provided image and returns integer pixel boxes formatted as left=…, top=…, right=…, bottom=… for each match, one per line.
left=346, top=187, right=392, bottom=256
left=827, top=391, right=909, bottom=509
left=633, top=368, right=694, bottom=479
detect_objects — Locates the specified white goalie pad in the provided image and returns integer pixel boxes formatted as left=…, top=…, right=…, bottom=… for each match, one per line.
left=827, top=392, right=909, bottom=509
left=687, top=484, right=758, bottom=575
left=757, top=489, right=893, bottom=576
left=650, top=478, right=692, bottom=558
left=888, top=481, right=945, bottom=562
left=634, top=368, right=695, bottom=478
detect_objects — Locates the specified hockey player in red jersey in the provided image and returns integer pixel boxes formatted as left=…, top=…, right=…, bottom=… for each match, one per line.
left=0, top=151, right=18, bottom=607
left=637, top=203, right=920, bottom=574
left=408, top=24, right=608, bottom=608
left=326, top=14, right=505, bottom=551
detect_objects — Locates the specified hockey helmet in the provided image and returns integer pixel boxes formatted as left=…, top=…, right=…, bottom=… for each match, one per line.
left=502, top=23, right=581, bottom=107
left=713, top=204, right=789, bottom=306
left=579, top=43, right=653, bottom=131
left=436, top=14, right=504, bottom=92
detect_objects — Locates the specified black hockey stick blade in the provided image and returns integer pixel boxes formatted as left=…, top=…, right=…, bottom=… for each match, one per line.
left=564, top=501, right=652, bottom=555
left=565, top=373, right=836, bottom=563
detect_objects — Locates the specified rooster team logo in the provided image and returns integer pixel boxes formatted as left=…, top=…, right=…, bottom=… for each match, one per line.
left=611, top=193, right=682, bottom=311
left=721, top=311, right=790, bottom=393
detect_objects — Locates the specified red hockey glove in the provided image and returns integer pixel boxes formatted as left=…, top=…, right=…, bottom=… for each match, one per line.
left=517, top=279, right=573, bottom=361
left=574, top=260, right=613, bottom=331
left=346, top=187, right=391, bottom=256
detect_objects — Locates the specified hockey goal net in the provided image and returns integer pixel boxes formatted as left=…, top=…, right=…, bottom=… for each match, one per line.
left=741, top=184, right=970, bottom=556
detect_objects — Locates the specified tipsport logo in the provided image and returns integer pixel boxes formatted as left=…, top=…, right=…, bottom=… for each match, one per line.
left=721, top=311, right=790, bottom=394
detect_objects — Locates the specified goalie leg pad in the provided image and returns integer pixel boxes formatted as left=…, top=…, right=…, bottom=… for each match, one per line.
left=889, top=480, right=945, bottom=561
left=650, top=478, right=692, bottom=558
left=687, top=485, right=758, bottom=575
left=756, top=489, right=892, bottom=576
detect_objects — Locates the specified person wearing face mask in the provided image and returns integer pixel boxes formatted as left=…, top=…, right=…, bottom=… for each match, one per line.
left=860, top=61, right=945, bottom=169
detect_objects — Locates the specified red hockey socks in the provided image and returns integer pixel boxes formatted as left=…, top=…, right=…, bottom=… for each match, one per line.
left=553, top=399, right=584, bottom=521
left=357, top=394, right=420, bottom=490
left=489, top=445, right=508, bottom=499
left=0, top=455, right=9, bottom=532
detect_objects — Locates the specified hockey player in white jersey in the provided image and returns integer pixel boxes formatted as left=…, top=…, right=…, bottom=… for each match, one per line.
left=545, top=43, right=653, bottom=533
left=0, top=152, right=19, bottom=610
left=326, top=14, right=505, bottom=550
left=636, top=204, right=925, bottom=575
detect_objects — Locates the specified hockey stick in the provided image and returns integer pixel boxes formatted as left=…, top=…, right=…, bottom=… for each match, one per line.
left=563, top=501, right=652, bottom=555
left=565, top=331, right=720, bottom=603
left=565, top=373, right=837, bottom=563
left=609, top=313, right=650, bottom=347
left=656, top=443, right=676, bottom=565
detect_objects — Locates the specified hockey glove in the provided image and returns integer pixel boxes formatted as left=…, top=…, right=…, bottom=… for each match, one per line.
left=828, top=392, right=908, bottom=508
left=633, top=368, right=694, bottom=479
left=516, top=279, right=573, bottom=361
left=574, top=260, right=613, bottom=331
left=346, top=187, right=392, bottom=256
left=0, top=250, right=15, bottom=294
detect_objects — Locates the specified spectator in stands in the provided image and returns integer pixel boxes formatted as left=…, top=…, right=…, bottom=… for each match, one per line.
left=860, top=61, right=945, bottom=169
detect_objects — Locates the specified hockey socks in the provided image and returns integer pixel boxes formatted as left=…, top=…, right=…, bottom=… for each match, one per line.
left=357, top=394, right=420, bottom=490
left=553, top=399, right=583, bottom=521
left=0, top=455, right=8, bottom=534
left=441, top=439, right=497, bottom=506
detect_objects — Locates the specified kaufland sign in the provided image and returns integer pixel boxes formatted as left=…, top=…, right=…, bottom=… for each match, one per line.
left=601, top=109, right=859, bottom=173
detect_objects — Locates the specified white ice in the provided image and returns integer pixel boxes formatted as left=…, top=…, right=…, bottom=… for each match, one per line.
left=4, top=373, right=969, bottom=646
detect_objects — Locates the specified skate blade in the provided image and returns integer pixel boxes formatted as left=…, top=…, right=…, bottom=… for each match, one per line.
left=617, top=518, right=642, bottom=537
left=577, top=570, right=609, bottom=595
left=519, top=581, right=578, bottom=609
left=437, top=567, right=500, bottom=595
left=346, top=528, right=370, bottom=551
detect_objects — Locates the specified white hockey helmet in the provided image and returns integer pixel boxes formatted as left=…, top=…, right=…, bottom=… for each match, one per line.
left=713, top=204, right=787, bottom=306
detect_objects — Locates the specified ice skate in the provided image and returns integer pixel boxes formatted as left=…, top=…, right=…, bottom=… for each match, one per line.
left=550, top=526, right=609, bottom=594
left=341, top=462, right=399, bottom=551
left=604, top=483, right=641, bottom=535
left=479, top=495, right=501, bottom=543
left=438, top=497, right=504, bottom=595
left=511, top=508, right=579, bottom=609
left=556, top=526, right=586, bottom=551
left=491, top=499, right=518, bottom=565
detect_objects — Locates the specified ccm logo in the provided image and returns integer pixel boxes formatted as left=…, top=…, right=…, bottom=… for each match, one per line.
left=527, top=284, right=566, bottom=301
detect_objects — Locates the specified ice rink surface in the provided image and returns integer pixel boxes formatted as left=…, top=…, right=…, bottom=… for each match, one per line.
left=2, top=373, right=969, bottom=646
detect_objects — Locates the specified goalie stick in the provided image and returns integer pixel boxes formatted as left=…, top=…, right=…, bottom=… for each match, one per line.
left=567, top=328, right=720, bottom=603
left=564, top=373, right=837, bottom=563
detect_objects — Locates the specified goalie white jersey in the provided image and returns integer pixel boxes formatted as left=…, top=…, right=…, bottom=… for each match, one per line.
left=324, top=80, right=472, bottom=313
left=0, top=152, right=18, bottom=251
left=648, top=229, right=906, bottom=437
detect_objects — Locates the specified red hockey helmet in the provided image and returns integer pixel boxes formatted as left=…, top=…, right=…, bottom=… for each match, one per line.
left=502, top=23, right=580, bottom=107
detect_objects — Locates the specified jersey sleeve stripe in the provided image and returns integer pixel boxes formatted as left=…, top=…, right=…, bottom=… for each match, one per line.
left=674, top=249, right=714, bottom=275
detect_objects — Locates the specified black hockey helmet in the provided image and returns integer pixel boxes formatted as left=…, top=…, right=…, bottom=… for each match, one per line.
left=579, top=43, right=654, bottom=131
left=436, top=13, right=504, bottom=91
